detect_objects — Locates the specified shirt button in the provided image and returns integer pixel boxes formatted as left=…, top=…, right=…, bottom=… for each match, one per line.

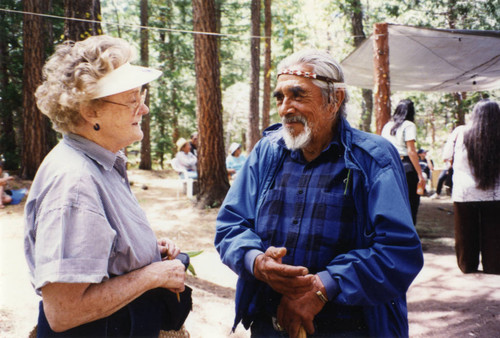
left=298, top=190, right=303, bottom=194
left=292, top=220, right=298, bottom=225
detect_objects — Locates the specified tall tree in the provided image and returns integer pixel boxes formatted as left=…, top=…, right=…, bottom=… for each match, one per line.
left=139, top=0, right=152, bottom=169
left=373, top=22, right=390, bottom=135
left=0, top=0, right=22, bottom=170
left=246, top=0, right=261, bottom=152
left=349, top=0, right=373, bottom=132
left=63, top=0, right=103, bottom=41
left=261, top=0, right=272, bottom=132
left=192, top=0, right=229, bottom=207
left=149, top=0, right=195, bottom=167
left=21, top=0, right=52, bottom=179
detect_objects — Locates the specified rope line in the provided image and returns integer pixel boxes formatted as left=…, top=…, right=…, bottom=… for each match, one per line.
left=0, top=8, right=269, bottom=39
left=0, top=7, right=371, bottom=40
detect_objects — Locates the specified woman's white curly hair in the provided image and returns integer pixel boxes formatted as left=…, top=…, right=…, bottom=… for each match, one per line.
left=35, top=35, right=136, bottom=134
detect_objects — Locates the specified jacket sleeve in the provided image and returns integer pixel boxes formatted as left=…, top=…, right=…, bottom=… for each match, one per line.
left=327, top=143, right=424, bottom=306
left=214, top=141, right=267, bottom=280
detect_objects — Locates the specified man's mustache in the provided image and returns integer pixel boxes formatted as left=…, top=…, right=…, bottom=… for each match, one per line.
left=282, top=115, right=307, bottom=125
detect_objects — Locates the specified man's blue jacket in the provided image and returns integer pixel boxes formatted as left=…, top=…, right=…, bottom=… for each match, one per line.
left=215, top=118, right=424, bottom=337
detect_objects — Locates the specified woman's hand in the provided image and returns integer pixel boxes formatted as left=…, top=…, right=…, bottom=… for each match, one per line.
left=417, top=177, right=426, bottom=195
left=148, top=259, right=186, bottom=293
left=41, top=258, right=186, bottom=332
left=157, top=238, right=180, bottom=260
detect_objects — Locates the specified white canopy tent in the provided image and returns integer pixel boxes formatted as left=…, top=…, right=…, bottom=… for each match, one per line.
left=341, top=24, right=500, bottom=92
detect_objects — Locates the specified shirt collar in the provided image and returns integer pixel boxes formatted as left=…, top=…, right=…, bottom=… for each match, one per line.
left=64, top=133, right=127, bottom=171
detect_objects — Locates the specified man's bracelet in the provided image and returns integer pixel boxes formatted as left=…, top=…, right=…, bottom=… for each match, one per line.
left=316, top=290, right=328, bottom=304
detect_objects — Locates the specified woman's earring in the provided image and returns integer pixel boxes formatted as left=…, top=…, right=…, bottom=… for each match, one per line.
left=93, top=123, right=100, bottom=131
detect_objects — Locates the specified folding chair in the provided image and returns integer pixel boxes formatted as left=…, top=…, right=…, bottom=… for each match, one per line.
left=170, top=158, right=195, bottom=198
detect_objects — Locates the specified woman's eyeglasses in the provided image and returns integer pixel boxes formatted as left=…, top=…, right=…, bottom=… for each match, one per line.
left=100, top=89, right=147, bottom=116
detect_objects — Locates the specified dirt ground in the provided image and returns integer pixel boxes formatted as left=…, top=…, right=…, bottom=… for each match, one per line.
left=1, top=169, right=499, bottom=337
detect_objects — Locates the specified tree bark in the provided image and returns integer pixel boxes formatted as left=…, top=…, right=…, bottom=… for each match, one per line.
left=21, top=0, right=52, bottom=179
left=192, top=0, right=229, bottom=207
left=0, top=20, right=18, bottom=170
left=139, top=0, right=152, bottom=170
left=348, top=0, right=373, bottom=132
left=373, top=22, right=391, bottom=135
left=261, top=0, right=272, bottom=132
left=247, top=0, right=261, bottom=152
left=63, top=0, right=102, bottom=41
left=453, top=92, right=467, bottom=126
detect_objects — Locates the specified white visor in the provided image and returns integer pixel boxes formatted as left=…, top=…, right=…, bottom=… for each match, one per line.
left=91, top=62, right=162, bottom=99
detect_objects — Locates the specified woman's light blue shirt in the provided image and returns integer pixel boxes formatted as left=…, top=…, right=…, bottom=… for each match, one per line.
left=24, top=134, right=160, bottom=295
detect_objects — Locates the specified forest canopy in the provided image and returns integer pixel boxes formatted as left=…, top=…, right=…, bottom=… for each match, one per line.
left=1, top=0, right=500, bottom=178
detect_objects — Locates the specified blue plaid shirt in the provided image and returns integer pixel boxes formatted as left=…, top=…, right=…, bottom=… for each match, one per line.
left=247, top=136, right=364, bottom=322
left=256, top=137, right=356, bottom=273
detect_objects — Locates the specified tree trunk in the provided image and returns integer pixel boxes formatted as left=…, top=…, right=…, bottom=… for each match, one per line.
left=453, top=92, right=467, bottom=126
left=192, top=0, right=229, bottom=208
left=0, top=22, right=18, bottom=170
left=139, top=0, right=152, bottom=170
left=21, top=0, right=52, bottom=179
left=246, top=0, right=261, bottom=152
left=373, top=22, right=391, bottom=135
left=63, top=0, right=102, bottom=41
left=348, top=0, right=373, bottom=132
left=360, top=89, right=373, bottom=132
left=446, top=0, right=466, bottom=128
left=261, top=0, right=272, bottom=132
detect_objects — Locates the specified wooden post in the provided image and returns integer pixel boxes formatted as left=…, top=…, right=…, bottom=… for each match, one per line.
left=373, top=22, right=391, bottom=135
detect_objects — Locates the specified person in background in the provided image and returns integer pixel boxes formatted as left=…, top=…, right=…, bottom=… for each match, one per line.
left=226, top=142, right=246, bottom=178
left=175, top=138, right=198, bottom=179
left=215, top=49, right=423, bottom=337
left=0, top=162, right=14, bottom=208
left=381, top=99, right=426, bottom=225
left=189, top=132, right=198, bottom=157
left=417, top=149, right=433, bottom=179
left=430, top=159, right=453, bottom=199
left=25, top=35, right=189, bottom=336
left=418, top=148, right=434, bottom=195
left=442, top=99, right=500, bottom=274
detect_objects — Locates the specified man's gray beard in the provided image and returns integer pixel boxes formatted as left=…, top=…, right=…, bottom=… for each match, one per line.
left=282, top=116, right=312, bottom=150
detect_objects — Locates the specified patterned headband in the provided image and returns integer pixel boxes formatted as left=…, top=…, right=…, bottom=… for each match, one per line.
left=277, top=69, right=346, bottom=87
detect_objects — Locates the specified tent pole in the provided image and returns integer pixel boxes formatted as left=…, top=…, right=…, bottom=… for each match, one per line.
left=373, top=22, right=391, bottom=135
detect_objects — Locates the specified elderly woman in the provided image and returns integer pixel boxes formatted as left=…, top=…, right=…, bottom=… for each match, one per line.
left=24, top=35, right=189, bottom=336
left=174, top=138, right=198, bottom=179
left=226, top=142, right=246, bottom=178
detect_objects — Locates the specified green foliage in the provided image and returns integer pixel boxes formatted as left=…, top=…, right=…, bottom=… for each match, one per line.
left=3, top=0, right=500, bottom=168
left=0, top=0, right=23, bottom=170
left=185, top=250, right=203, bottom=276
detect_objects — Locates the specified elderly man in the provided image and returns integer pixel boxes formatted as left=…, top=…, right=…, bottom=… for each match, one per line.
left=214, top=49, right=423, bottom=337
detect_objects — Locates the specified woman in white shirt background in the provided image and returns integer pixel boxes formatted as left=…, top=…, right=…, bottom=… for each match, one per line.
left=442, top=99, right=500, bottom=274
left=175, top=138, right=198, bottom=179
left=382, top=99, right=426, bottom=225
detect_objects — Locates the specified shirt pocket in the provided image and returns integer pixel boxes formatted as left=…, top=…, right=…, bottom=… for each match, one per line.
left=310, top=191, right=357, bottom=270
left=256, top=188, right=287, bottom=248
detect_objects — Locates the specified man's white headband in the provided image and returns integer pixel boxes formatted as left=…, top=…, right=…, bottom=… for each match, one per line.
left=277, top=69, right=346, bottom=88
